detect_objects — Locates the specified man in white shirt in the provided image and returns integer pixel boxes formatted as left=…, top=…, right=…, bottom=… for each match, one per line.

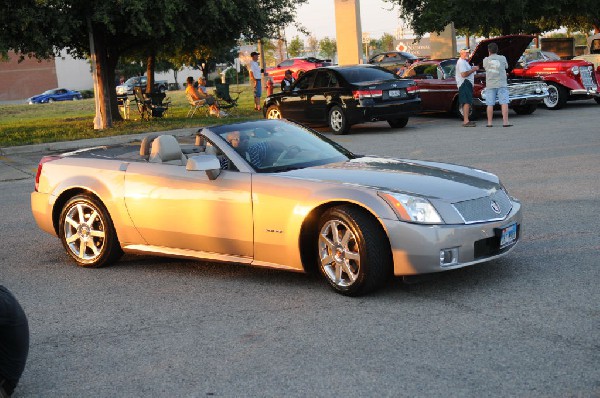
left=456, top=48, right=479, bottom=127
left=248, top=51, right=262, bottom=111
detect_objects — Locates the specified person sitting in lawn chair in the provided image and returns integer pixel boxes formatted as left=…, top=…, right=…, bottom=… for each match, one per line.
left=185, top=76, right=226, bottom=117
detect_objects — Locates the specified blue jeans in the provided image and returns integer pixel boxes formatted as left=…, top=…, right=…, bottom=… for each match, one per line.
left=485, top=87, right=509, bottom=106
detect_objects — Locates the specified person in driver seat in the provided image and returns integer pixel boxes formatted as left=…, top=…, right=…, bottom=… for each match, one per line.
left=225, top=130, right=285, bottom=168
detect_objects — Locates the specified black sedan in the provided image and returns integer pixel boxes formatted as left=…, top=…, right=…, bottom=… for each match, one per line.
left=263, top=65, right=421, bottom=134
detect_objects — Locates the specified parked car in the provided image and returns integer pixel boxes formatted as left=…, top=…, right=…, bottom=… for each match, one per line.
left=28, top=88, right=83, bottom=104
left=263, top=65, right=421, bottom=134
left=402, top=35, right=550, bottom=118
left=31, top=119, right=522, bottom=296
left=266, top=57, right=332, bottom=84
left=512, top=47, right=600, bottom=108
left=116, top=76, right=168, bottom=96
left=368, top=51, right=422, bottom=73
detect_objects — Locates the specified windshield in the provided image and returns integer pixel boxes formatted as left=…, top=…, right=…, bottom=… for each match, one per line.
left=338, top=67, right=398, bottom=83
left=210, top=120, right=354, bottom=173
left=42, top=90, right=56, bottom=95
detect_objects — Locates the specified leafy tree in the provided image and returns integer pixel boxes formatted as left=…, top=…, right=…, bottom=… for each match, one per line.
left=307, top=36, right=319, bottom=57
left=288, top=36, right=304, bottom=57
left=380, top=33, right=396, bottom=52
left=319, top=37, right=337, bottom=60
left=383, top=0, right=567, bottom=37
left=0, top=0, right=307, bottom=129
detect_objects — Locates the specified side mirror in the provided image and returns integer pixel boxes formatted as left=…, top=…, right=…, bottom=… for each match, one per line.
left=186, top=155, right=222, bottom=180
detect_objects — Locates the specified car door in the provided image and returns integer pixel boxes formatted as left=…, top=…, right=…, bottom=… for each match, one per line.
left=407, top=62, right=456, bottom=112
left=278, top=71, right=315, bottom=123
left=305, top=70, right=340, bottom=122
left=123, top=161, right=253, bottom=258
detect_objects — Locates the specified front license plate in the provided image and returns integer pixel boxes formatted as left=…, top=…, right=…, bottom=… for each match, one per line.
left=499, top=223, right=517, bottom=248
left=388, top=89, right=406, bottom=98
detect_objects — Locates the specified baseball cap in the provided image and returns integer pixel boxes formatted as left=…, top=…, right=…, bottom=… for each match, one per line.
left=250, top=51, right=259, bottom=56
left=460, top=47, right=470, bottom=52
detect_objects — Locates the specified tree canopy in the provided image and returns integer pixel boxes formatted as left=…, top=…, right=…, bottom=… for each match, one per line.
left=383, top=0, right=599, bottom=37
left=0, top=0, right=307, bottom=128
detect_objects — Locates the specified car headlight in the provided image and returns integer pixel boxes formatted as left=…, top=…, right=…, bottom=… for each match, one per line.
left=571, top=66, right=579, bottom=75
left=378, top=191, right=443, bottom=224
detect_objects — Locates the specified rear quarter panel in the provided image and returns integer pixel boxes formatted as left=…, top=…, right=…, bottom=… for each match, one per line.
left=38, top=158, right=144, bottom=245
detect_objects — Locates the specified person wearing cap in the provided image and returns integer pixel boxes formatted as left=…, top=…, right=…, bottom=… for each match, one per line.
left=483, top=42, right=511, bottom=127
left=248, top=51, right=262, bottom=110
left=281, top=69, right=295, bottom=92
left=456, top=47, right=479, bottom=127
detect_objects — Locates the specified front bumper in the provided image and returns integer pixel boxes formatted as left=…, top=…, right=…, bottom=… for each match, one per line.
left=569, top=88, right=600, bottom=97
left=382, top=200, right=522, bottom=276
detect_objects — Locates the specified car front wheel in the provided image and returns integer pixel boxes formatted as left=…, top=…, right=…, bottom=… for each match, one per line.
left=48, top=98, right=54, bottom=103
left=544, top=82, right=567, bottom=109
left=58, top=194, right=123, bottom=268
left=512, top=104, right=537, bottom=115
left=388, top=118, right=409, bottom=128
left=317, top=206, right=391, bottom=296
left=328, top=105, right=350, bottom=135
left=266, top=105, right=282, bottom=119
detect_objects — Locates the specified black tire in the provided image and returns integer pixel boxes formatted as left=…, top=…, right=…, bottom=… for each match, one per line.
left=512, top=104, right=537, bottom=115
left=58, top=194, right=123, bottom=268
left=544, top=82, right=567, bottom=110
left=328, top=105, right=350, bottom=135
left=48, top=98, right=54, bottom=104
left=388, top=117, right=409, bottom=128
left=317, top=205, right=392, bottom=296
left=453, top=99, right=479, bottom=120
left=265, top=104, right=282, bottom=119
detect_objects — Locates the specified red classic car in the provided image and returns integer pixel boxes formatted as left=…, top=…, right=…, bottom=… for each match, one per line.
left=513, top=48, right=600, bottom=109
left=403, top=35, right=549, bottom=118
left=266, top=57, right=332, bottom=84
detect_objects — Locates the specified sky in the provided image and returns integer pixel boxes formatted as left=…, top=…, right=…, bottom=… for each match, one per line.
left=284, top=0, right=410, bottom=42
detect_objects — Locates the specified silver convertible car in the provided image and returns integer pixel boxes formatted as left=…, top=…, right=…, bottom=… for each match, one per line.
left=31, top=120, right=521, bottom=296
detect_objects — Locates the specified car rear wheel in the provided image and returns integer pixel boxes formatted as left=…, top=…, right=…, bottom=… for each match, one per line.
left=58, top=194, right=123, bottom=268
left=317, top=206, right=391, bottom=296
left=72, top=96, right=80, bottom=101
left=388, top=118, right=409, bottom=128
left=266, top=105, right=282, bottom=119
left=328, top=105, right=350, bottom=135
left=48, top=98, right=54, bottom=104
left=544, top=82, right=567, bottom=110
left=512, top=104, right=537, bottom=115
left=455, top=100, right=479, bottom=120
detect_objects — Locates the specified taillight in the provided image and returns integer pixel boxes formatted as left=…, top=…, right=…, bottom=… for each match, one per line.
left=34, top=155, right=60, bottom=192
left=353, top=89, right=383, bottom=99
left=406, top=85, right=419, bottom=93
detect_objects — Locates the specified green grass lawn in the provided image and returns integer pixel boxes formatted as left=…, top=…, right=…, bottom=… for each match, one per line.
left=0, top=85, right=263, bottom=147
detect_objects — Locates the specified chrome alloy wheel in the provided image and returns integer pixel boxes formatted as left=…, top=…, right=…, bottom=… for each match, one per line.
left=318, top=219, right=361, bottom=288
left=63, top=201, right=106, bottom=262
left=329, top=109, right=344, bottom=131
left=544, top=85, right=559, bottom=107
left=266, top=106, right=282, bottom=119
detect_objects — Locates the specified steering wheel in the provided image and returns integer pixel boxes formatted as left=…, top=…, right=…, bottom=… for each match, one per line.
left=274, top=145, right=302, bottom=165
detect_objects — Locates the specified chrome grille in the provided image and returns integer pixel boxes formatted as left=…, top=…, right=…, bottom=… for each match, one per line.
left=452, top=189, right=512, bottom=224
left=507, top=82, right=547, bottom=98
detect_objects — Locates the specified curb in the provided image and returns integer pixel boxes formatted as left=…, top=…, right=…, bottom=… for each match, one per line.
left=0, top=127, right=199, bottom=156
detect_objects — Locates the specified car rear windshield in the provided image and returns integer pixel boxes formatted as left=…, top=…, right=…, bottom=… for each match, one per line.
left=338, top=67, right=397, bottom=83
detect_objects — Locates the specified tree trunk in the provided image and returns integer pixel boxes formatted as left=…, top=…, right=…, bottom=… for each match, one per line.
left=106, top=48, right=122, bottom=122
left=146, top=53, right=155, bottom=93
left=88, top=18, right=112, bottom=129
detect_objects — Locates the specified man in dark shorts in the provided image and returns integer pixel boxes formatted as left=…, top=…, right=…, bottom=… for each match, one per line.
left=455, top=48, right=479, bottom=127
left=0, top=286, right=29, bottom=397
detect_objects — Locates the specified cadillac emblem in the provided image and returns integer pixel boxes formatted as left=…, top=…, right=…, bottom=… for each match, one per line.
left=491, top=200, right=501, bottom=214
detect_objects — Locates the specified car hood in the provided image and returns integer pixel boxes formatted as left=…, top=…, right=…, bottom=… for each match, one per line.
left=470, top=35, right=534, bottom=69
left=283, top=156, right=501, bottom=202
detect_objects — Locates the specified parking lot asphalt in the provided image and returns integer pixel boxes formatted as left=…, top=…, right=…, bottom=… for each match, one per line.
left=1, top=100, right=599, bottom=397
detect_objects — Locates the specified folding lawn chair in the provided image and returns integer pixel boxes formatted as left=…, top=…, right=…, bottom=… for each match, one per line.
left=186, top=93, right=209, bottom=118
left=215, top=83, right=241, bottom=114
